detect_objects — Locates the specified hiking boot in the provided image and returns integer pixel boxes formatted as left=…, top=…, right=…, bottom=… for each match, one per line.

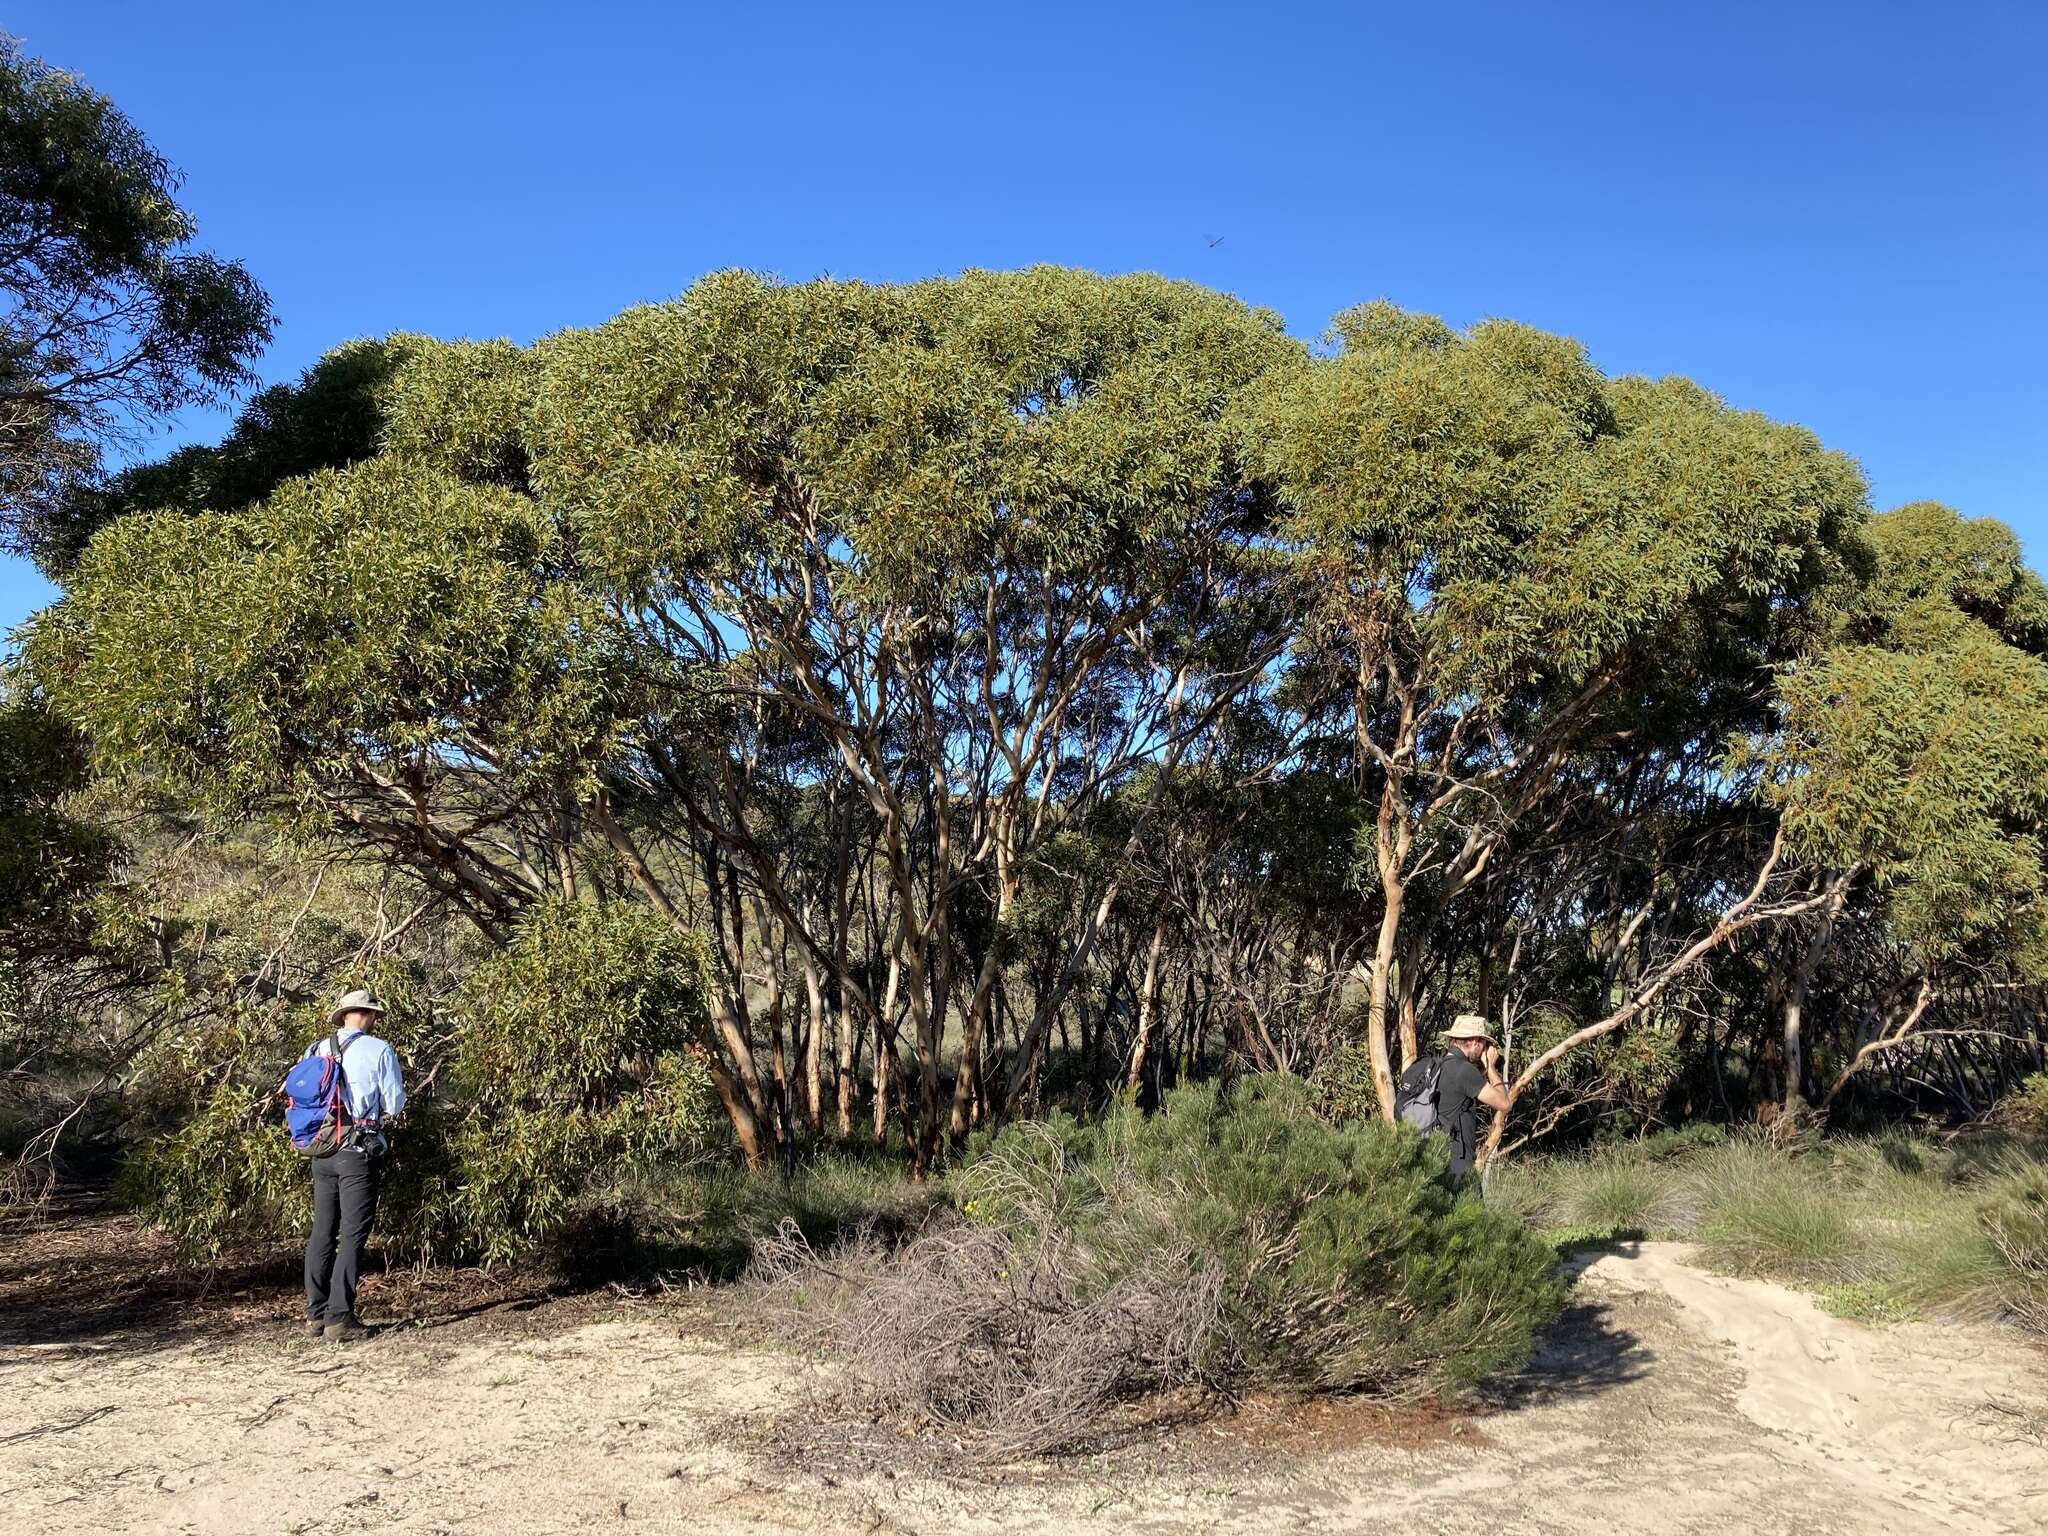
left=322, top=1316, right=374, bottom=1342
left=304, top=1317, right=325, bottom=1338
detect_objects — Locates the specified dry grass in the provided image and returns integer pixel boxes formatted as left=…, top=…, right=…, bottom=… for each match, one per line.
left=752, top=1190, right=1225, bottom=1458
left=746, top=1082, right=1568, bottom=1458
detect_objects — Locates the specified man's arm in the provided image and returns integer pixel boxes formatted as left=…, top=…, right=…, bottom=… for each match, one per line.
left=1477, top=1045, right=1512, bottom=1113
left=377, top=1041, right=407, bottom=1119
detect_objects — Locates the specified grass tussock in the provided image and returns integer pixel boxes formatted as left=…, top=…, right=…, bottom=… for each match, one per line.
left=1495, top=1125, right=2048, bottom=1331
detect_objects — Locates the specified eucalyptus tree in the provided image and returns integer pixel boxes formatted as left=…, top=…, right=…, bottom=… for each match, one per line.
left=1249, top=303, right=1870, bottom=1118
left=1757, top=502, right=2048, bottom=1112
left=36, top=268, right=1304, bottom=1170
left=0, top=41, right=271, bottom=569
left=42, top=267, right=2038, bottom=1173
left=525, top=269, right=1304, bottom=1170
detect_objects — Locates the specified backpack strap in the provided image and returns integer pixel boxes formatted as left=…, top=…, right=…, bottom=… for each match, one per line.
left=1423, top=1050, right=1453, bottom=1099
left=331, top=1030, right=380, bottom=1126
left=327, top=1031, right=352, bottom=1131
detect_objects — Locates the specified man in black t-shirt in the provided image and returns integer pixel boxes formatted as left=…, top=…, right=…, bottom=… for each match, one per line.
left=1432, top=1013, right=1513, bottom=1187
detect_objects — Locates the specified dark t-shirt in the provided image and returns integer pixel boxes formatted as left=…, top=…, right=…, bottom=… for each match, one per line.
left=1436, top=1052, right=1488, bottom=1184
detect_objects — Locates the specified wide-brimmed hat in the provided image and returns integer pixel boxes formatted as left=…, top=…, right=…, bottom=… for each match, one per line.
left=328, top=988, right=386, bottom=1026
left=1443, top=1012, right=1496, bottom=1045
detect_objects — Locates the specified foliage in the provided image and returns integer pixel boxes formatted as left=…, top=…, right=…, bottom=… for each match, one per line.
left=961, top=1077, right=1567, bottom=1398
left=759, top=1079, right=1563, bottom=1454
left=1, top=40, right=271, bottom=569
left=119, top=900, right=721, bottom=1265
left=1760, top=507, right=2048, bottom=977
left=1242, top=299, right=1870, bottom=1114
left=60, top=338, right=405, bottom=558
left=1995, top=1074, right=2048, bottom=1137
left=20, top=268, right=2048, bottom=1231
left=0, top=688, right=116, bottom=962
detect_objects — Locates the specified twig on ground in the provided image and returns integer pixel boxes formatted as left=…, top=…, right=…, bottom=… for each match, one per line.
left=242, top=1394, right=290, bottom=1432
left=0, top=1403, right=117, bottom=1443
left=1977, top=1395, right=2047, bottom=1447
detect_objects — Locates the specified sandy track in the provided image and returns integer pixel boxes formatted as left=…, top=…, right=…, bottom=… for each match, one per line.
left=3, top=1241, right=2044, bottom=1535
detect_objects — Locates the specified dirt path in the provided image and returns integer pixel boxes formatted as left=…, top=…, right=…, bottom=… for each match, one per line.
left=3, top=1238, right=2044, bottom=1535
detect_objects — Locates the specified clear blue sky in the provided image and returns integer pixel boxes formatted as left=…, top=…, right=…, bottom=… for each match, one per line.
left=5, top=0, right=2043, bottom=638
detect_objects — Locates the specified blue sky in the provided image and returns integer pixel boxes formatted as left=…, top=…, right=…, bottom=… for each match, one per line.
left=6, top=0, right=2043, bottom=637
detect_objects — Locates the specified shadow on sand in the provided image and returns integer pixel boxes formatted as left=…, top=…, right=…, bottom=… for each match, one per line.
left=1487, top=1241, right=1657, bottom=1409
left=0, top=1185, right=566, bottom=1358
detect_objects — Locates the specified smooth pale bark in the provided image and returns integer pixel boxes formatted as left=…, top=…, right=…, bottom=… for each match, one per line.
left=1781, top=878, right=1849, bottom=1114
left=1820, top=976, right=1938, bottom=1114
left=800, top=942, right=826, bottom=1129
left=1359, top=789, right=1410, bottom=1122
left=1478, top=842, right=1855, bottom=1171
left=1125, top=912, right=1171, bottom=1093
left=872, top=954, right=901, bottom=1144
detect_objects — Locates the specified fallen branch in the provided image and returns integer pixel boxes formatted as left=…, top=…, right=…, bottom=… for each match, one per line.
left=1480, top=841, right=1859, bottom=1166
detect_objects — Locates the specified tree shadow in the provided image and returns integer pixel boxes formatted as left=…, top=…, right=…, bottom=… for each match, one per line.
left=0, top=1185, right=572, bottom=1358
left=0, top=1188, right=300, bottom=1356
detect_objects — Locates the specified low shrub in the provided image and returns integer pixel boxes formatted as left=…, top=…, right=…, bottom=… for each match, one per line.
left=761, top=1075, right=1566, bottom=1455
left=119, top=900, right=723, bottom=1267
left=1993, top=1074, right=2048, bottom=1138
left=1555, top=1151, right=1684, bottom=1239
left=1978, top=1154, right=2048, bottom=1331
left=1483, top=1145, right=1688, bottom=1244
left=653, top=1141, right=945, bottom=1280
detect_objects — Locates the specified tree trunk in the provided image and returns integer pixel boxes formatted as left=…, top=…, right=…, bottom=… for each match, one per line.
left=800, top=944, right=826, bottom=1130
left=1360, top=872, right=1405, bottom=1122
left=1126, top=912, right=1170, bottom=1094
left=1780, top=878, right=1848, bottom=1114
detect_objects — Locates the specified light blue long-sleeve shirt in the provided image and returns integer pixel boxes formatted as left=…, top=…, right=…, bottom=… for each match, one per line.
left=300, top=1027, right=407, bottom=1122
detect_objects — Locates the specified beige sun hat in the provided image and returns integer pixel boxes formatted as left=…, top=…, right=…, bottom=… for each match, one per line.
left=328, top=988, right=386, bottom=1027
left=1443, top=1012, right=1497, bottom=1044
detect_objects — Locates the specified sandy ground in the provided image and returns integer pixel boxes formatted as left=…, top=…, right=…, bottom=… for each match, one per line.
left=4, top=1231, right=2046, bottom=1535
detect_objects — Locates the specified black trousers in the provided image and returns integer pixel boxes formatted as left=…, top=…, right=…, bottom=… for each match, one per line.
left=305, top=1146, right=381, bottom=1323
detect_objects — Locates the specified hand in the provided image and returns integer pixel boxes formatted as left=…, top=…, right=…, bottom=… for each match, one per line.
left=1482, top=1043, right=1502, bottom=1076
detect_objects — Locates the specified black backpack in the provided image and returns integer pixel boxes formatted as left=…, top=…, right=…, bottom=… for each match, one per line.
left=1395, top=1051, right=1453, bottom=1134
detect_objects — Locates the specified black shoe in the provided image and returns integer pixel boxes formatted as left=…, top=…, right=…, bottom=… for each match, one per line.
left=304, top=1317, right=325, bottom=1337
left=322, top=1316, right=373, bottom=1342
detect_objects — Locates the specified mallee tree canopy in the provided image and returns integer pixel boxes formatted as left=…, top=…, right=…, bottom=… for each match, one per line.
left=23, top=266, right=2048, bottom=1176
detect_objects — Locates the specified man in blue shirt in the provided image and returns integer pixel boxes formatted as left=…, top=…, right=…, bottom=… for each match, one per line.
left=300, top=989, right=406, bottom=1341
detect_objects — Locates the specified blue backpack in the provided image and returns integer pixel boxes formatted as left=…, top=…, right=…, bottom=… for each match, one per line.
left=282, top=1032, right=359, bottom=1158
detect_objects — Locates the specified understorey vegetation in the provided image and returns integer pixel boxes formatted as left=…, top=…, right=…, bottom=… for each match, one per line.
left=756, top=1077, right=1565, bottom=1455
left=1489, top=1114, right=2048, bottom=1333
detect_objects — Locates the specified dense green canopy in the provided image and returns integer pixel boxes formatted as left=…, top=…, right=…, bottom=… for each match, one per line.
left=17, top=268, right=2048, bottom=1190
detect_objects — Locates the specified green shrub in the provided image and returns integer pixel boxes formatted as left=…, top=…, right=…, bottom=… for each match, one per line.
left=121, top=900, right=722, bottom=1267
left=1308, top=1041, right=1380, bottom=1123
left=1816, top=1280, right=1919, bottom=1325
left=1995, top=1073, right=2048, bottom=1138
left=1554, top=1151, right=1683, bottom=1239
left=958, top=1076, right=1568, bottom=1400
left=118, top=1087, right=310, bottom=1257
left=759, top=1078, right=1565, bottom=1457
left=1482, top=1143, right=1686, bottom=1244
